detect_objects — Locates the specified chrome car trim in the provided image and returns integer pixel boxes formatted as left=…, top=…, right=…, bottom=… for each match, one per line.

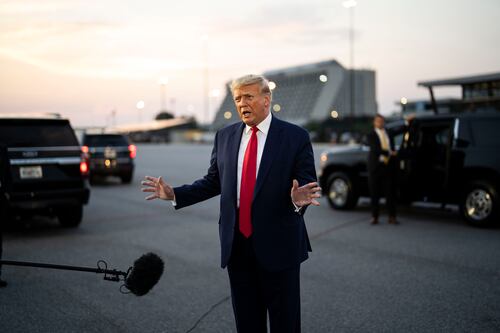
left=10, top=157, right=82, bottom=165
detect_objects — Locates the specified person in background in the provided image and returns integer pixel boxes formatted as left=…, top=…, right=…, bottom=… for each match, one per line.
left=367, top=114, right=399, bottom=225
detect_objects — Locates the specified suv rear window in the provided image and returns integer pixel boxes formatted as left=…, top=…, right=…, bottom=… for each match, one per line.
left=0, top=119, right=78, bottom=147
left=83, top=135, right=129, bottom=147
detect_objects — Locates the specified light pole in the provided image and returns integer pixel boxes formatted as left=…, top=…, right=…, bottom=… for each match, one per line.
left=201, top=34, right=209, bottom=125
left=400, top=97, right=408, bottom=113
left=210, top=88, right=221, bottom=124
left=158, top=77, right=169, bottom=112
left=136, top=100, right=145, bottom=123
left=343, top=0, right=357, bottom=118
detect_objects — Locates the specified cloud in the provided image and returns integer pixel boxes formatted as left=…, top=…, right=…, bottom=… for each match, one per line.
left=0, top=0, right=74, bottom=15
left=0, top=21, right=117, bottom=41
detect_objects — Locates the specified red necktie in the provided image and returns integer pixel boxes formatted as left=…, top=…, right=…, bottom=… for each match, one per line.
left=239, top=126, right=258, bottom=238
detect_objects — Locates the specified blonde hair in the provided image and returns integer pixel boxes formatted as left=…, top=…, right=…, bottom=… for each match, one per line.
left=230, top=74, right=272, bottom=100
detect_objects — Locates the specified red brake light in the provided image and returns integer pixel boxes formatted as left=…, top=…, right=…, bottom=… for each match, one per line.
left=128, top=144, right=137, bottom=159
left=80, top=161, right=89, bottom=175
left=80, top=146, right=89, bottom=176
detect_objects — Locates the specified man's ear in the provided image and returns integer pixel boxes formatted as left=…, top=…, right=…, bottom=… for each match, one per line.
left=264, top=95, right=270, bottom=108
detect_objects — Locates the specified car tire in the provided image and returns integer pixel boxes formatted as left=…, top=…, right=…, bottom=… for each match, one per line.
left=58, top=205, right=83, bottom=228
left=460, top=180, right=499, bottom=227
left=326, top=172, right=358, bottom=210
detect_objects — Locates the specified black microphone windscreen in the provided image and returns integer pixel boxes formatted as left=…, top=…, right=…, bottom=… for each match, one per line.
left=125, top=252, right=164, bottom=296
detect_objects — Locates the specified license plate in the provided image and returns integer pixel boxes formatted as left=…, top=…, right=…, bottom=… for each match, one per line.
left=20, top=166, right=43, bottom=179
left=104, top=148, right=117, bottom=158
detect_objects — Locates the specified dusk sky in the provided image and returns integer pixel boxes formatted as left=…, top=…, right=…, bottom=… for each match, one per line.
left=0, top=0, right=499, bottom=127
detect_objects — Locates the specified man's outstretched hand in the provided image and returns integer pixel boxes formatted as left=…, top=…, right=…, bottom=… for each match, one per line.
left=141, top=176, right=175, bottom=201
left=291, top=179, right=321, bottom=208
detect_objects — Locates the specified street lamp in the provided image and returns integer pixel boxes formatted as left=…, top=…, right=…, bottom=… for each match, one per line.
left=158, top=77, right=169, bottom=111
left=136, top=100, right=145, bottom=123
left=400, top=97, right=408, bottom=112
left=209, top=88, right=221, bottom=124
left=343, top=0, right=357, bottom=118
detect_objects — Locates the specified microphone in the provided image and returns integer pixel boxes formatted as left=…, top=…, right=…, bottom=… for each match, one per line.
left=0, top=252, right=164, bottom=296
left=124, top=252, right=164, bottom=296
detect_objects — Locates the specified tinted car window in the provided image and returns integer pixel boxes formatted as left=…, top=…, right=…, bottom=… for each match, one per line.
left=469, top=119, right=500, bottom=146
left=0, top=120, right=78, bottom=147
left=387, top=121, right=407, bottom=150
left=393, top=132, right=404, bottom=149
left=84, top=135, right=129, bottom=146
left=417, top=123, right=452, bottom=148
left=435, top=127, right=451, bottom=145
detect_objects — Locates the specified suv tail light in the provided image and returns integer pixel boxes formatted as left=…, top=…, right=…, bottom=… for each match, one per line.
left=128, top=144, right=137, bottom=159
left=80, top=160, right=89, bottom=175
left=80, top=146, right=90, bottom=176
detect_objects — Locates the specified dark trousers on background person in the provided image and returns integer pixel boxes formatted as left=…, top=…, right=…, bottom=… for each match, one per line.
left=227, top=224, right=301, bottom=333
left=368, top=163, right=397, bottom=219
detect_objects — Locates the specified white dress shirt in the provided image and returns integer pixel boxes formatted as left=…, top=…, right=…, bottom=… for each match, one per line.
left=236, top=112, right=272, bottom=207
left=374, top=128, right=391, bottom=151
left=374, top=127, right=392, bottom=162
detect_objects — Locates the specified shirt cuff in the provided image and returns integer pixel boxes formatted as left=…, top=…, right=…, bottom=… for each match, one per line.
left=171, top=194, right=177, bottom=207
left=292, top=201, right=302, bottom=213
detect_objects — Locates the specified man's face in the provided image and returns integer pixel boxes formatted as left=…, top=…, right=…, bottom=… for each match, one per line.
left=233, top=84, right=270, bottom=127
left=374, top=116, right=385, bottom=129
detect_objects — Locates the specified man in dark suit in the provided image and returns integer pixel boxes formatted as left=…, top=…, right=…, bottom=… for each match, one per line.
left=141, top=74, right=320, bottom=332
left=0, top=144, right=10, bottom=287
left=367, top=114, right=398, bottom=225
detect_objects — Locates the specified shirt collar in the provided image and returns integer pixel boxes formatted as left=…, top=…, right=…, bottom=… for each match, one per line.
left=244, top=112, right=272, bottom=135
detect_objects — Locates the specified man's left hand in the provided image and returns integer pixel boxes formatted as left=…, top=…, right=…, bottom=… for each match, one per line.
left=291, top=179, right=321, bottom=208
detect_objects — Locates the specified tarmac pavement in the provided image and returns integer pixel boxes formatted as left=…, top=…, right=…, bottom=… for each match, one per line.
left=1, top=143, right=499, bottom=332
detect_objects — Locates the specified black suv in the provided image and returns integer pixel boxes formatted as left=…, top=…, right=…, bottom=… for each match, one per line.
left=0, top=115, right=90, bottom=227
left=81, top=133, right=136, bottom=183
left=319, top=113, right=500, bottom=226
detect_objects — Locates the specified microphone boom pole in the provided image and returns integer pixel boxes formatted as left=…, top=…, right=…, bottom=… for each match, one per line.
left=0, top=252, right=164, bottom=296
left=0, top=259, right=126, bottom=281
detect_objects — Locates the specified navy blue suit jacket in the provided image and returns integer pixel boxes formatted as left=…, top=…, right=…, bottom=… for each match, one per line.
left=174, top=116, right=317, bottom=272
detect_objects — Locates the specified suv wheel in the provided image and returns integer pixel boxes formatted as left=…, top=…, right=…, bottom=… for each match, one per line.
left=461, top=181, right=498, bottom=227
left=58, top=205, right=83, bottom=228
left=326, top=172, right=358, bottom=210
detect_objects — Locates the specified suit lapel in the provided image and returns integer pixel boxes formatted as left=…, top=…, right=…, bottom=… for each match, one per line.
left=228, top=122, right=245, bottom=206
left=254, top=116, right=283, bottom=199
left=373, top=130, right=381, bottom=148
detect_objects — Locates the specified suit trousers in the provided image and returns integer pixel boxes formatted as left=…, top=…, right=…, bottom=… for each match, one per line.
left=368, top=163, right=397, bottom=218
left=227, top=228, right=301, bottom=333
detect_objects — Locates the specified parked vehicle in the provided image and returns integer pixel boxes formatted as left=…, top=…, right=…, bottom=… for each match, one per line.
left=319, top=113, right=500, bottom=226
left=81, top=133, right=136, bottom=183
left=0, top=114, right=90, bottom=227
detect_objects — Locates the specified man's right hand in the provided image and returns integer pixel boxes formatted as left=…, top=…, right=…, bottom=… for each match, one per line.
left=141, top=176, right=175, bottom=201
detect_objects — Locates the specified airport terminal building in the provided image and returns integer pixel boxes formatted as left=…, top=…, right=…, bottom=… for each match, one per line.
left=212, top=59, right=377, bottom=129
left=398, top=72, right=500, bottom=116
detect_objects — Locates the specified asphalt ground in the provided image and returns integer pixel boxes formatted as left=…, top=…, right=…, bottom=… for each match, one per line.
left=1, top=143, right=499, bottom=332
